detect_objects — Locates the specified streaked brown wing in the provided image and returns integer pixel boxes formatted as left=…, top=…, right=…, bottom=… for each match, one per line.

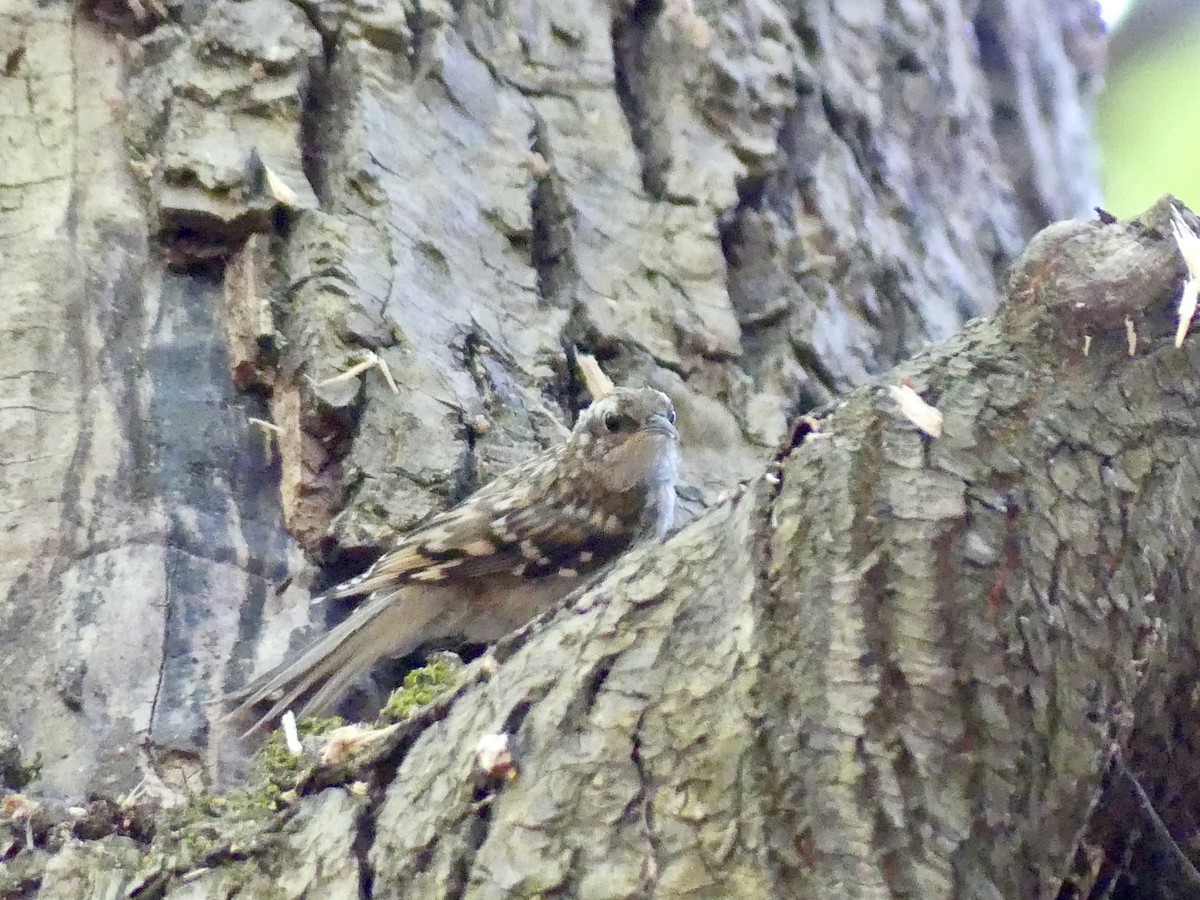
left=320, top=445, right=628, bottom=599
left=324, top=498, right=633, bottom=599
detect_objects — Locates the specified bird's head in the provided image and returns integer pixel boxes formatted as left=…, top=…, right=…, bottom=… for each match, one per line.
left=569, top=387, right=680, bottom=493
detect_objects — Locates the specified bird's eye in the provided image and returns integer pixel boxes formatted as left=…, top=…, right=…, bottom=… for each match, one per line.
left=666, top=408, right=676, bottom=425
left=604, top=411, right=622, bottom=432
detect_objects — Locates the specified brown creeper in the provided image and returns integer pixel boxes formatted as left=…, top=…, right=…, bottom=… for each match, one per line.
left=224, top=387, right=679, bottom=732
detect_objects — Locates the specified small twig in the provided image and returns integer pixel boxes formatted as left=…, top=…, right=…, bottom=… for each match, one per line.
left=247, top=417, right=282, bottom=434
left=280, top=711, right=303, bottom=756
left=1113, top=747, right=1200, bottom=888
left=263, top=165, right=299, bottom=209
left=314, top=354, right=375, bottom=386
left=1170, top=205, right=1200, bottom=348
left=312, top=350, right=400, bottom=395
left=574, top=352, right=614, bottom=399
left=375, top=352, right=399, bottom=394
left=888, top=382, right=943, bottom=438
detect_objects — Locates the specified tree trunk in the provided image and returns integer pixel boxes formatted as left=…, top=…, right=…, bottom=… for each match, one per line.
left=10, top=1, right=1183, bottom=898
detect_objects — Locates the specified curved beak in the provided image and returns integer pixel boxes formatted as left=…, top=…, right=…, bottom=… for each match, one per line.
left=641, top=413, right=680, bottom=442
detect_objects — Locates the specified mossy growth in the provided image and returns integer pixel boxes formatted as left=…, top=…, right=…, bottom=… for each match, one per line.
left=11, top=752, right=41, bottom=790
left=154, top=715, right=343, bottom=870
left=152, top=661, right=460, bottom=871
left=379, top=658, right=460, bottom=723
left=0, top=742, right=42, bottom=791
left=252, top=715, right=344, bottom=792
left=155, top=790, right=274, bottom=873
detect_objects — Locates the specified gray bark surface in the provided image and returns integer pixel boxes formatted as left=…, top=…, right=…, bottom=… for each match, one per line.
left=0, top=0, right=1157, bottom=897
left=10, top=200, right=1197, bottom=899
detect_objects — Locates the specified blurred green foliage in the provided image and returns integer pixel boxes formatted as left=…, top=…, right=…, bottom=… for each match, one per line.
left=1099, top=9, right=1200, bottom=215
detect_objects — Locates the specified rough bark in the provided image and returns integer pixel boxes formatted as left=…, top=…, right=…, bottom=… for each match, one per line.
left=0, top=0, right=1157, bottom=897
left=10, top=199, right=1200, bottom=898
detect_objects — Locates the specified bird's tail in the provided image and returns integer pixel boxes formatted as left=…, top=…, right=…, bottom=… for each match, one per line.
left=221, top=587, right=447, bottom=736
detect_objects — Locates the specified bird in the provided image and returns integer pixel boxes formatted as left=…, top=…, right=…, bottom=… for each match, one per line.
left=223, top=386, right=680, bottom=734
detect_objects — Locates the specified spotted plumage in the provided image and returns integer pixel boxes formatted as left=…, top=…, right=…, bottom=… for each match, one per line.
left=223, top=387, right=680, bottom=733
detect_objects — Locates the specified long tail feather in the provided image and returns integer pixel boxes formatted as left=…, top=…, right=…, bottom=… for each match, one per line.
left=222, top=587, right=448, bottom=736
